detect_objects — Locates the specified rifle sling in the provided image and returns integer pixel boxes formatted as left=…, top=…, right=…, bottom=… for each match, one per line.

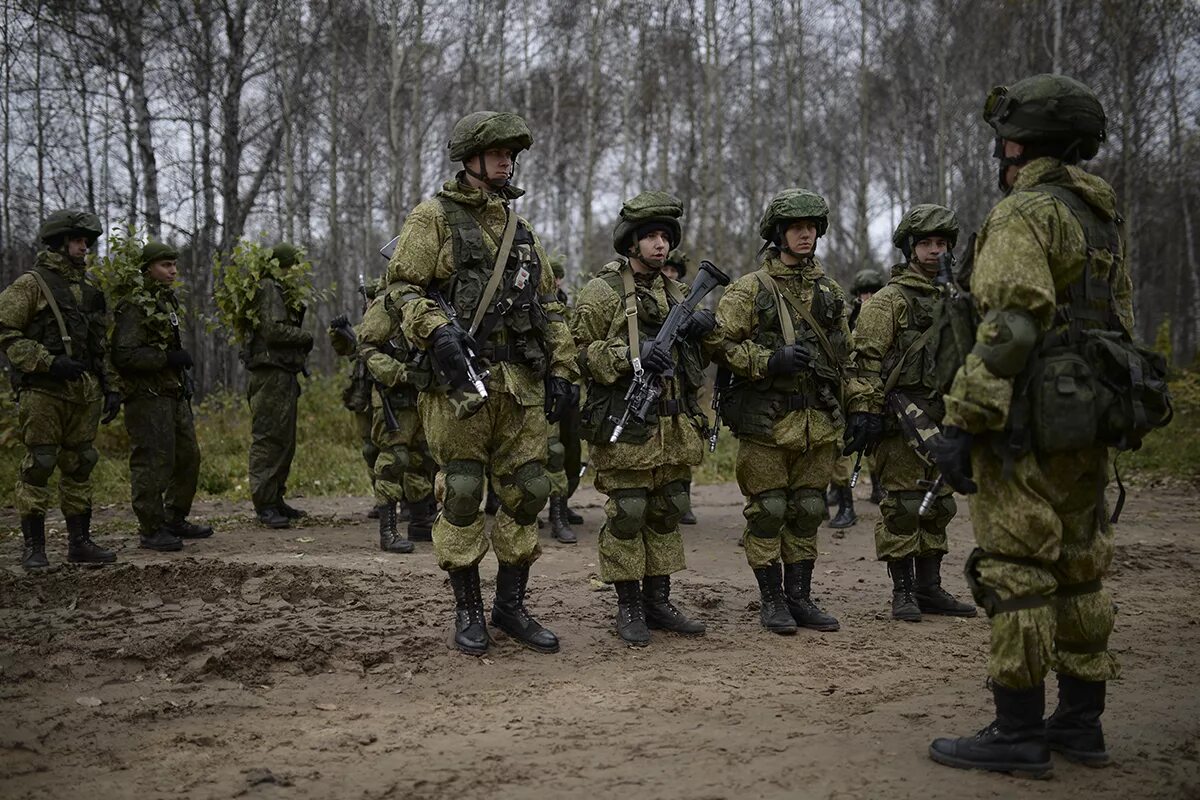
left=27, top=269, right=73, bottom=358
left=618, top=265, right=687, bottom=376
left=468, top=206, right=519, bottom=337
left=883, top=324, right=937, bottom=397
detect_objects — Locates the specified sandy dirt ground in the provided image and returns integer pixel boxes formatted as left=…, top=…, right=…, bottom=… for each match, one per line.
left=1, top=481, right=1198, bottom=800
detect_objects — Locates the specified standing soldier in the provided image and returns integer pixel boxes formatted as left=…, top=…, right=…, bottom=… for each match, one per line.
left=659, top=249, right=698, bottom=526
left=545, top=254, right=581, bottom=544
left=572, top=192, right=716, bottom=647
left=928, top=75, right=1153, bottom=776
left=714, top=189, right=845, bottom=635
left=387, top=111, right=578, bottom=657
left=843, top=207, right=976, bottom=622
left=242, top=243, right=313, bottom=529
left=328, top=279, right=382, bottom=521
left=0, top=210, right=120, bottom=569
left=111, top=241, right=212, bottom=552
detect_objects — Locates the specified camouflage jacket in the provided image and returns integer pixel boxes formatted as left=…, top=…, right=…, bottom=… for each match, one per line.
left=111, top=284, right=188, bottom=398
left=0, top=251, right=115, bottom=403
left=357, top=293, right=432, bottom=410
left=241, top=277, right=312, bottom=372
left=944, top=158, right=1134, bottom=433
left=385, top=176, right=578, bottom=406
left=715, top=255, right=851, bottom=451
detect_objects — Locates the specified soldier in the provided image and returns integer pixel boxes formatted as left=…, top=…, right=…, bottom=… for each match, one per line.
left=328, top=280, right=381, bottom=521
left=111, top=241, right=212, bottom=552
left=0, top=210, right=120, bottom=569
left=572, top=191, right=715, bottom=646
left=545, top=254, right=581, bottom=544
left=714, top=189, right=845, bottom=635
left=928, top=75, right=1139, bottom=776
left=387, top=111, right=578, bottom=657
left=827, top=266, right=887, bottom=530
left=241, top=243, right=313, bottom=529
left=843, top=207, right=976, bottom=622
left=660, top=249, right=697, bottom=526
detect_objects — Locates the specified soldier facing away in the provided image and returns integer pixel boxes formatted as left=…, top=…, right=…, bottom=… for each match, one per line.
left=111, top=241, right=212, bottom=552
left=0, top=210, right=121, bottom=569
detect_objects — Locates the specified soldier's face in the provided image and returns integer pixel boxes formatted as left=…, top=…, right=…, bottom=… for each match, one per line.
left=662, top=264, right=680, bottom=281
left=913, top=236, right=950, bottom=267
left=999, top=138, right=1025, bottom=189
left=476, top=148, right=514, bottom=183
left=635, top=230, right=671, bottom=269
left=784, top=220, right=818, bottom=255
left=65, top=236, right=89, bottom=261
left=857, top=290, right=874, bottom=303
left=147, top=259, right=178, bottom=285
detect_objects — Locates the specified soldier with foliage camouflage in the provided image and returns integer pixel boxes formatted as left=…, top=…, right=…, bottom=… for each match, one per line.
left=0, top=210, right=120, bottom=569
left=714, top=189, right=846, bottom=635
left=844, top=206, right=976, bottom=622
left=386, top=111, right=578, bottom=657
left=572, top=192, right=717, bottom=646
left=111, top=241, right=212, bottom=552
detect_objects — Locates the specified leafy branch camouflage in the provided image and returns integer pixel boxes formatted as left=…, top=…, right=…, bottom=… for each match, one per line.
left=212, top=237, right=320, bottom=345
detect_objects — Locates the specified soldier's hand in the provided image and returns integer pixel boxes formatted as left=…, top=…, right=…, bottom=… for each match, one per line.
left=842, top=411, right=884, bottom=456
left=330, top=314, right=351, bottom=330
left=928, top=426, right=978, bottom=494
left=48, top=354, right=87, bottom=381
left=638, top=339, right=674, bottom=374
left=544, top=376, right=576, bottom=423
left=166, top=349, right=194, bottom=370
left=100, top=392, right=122, bottom=425
left=681, top=308, right=717, bottom=341
left=429, top=324, right=468, bottom=378
left=766, top=344, right=811, bottom=376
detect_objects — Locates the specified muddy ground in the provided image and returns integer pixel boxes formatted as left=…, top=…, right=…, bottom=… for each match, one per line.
left=1, top=482, right=1198, bottom=800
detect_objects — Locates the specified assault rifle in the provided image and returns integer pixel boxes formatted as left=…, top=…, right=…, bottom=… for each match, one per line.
left=609, top=259, right=731, bottom=443
left=428, top=289, right=489, bottom=399
left=709, top=365, right=732, bottom=452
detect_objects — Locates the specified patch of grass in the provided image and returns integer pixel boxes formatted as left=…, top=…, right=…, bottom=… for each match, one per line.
left=1122, top=369, right=1200, bottom=483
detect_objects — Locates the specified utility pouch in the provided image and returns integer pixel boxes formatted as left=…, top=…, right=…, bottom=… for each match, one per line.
left=1029, top=349, right=1098, bottom=453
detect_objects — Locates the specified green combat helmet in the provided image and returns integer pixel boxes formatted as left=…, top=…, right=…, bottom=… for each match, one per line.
left=612, top=191, right=684, bottom=255
left=140, top=241, right=179, bottom=268
left=665, top=249, right=690, bottom=278
left=892, top=204, right=959, bottom=258
left=38, top=209, right=103, bottom=246
left=983, top=73, right=1106, bottom=160
left=271, top=242, right=302, bottom=269
left=851, top=267, right=885, bottom=295
left=448, top=111, right=533, bottom=162
left=757, top=188, right=829, bottom=244
left=549, top=253, right=566, bottom=280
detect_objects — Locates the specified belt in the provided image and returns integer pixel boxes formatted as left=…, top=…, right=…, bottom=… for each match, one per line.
left=658, top=398, right=684, bottom=417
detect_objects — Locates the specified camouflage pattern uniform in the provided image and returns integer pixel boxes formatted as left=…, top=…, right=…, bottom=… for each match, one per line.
left=545, top=254, right=580, bottom=543
left=241, top=244, right=313, bottom=526
left=0, top=210, right=119, bottom=567
left=328, top=299, right=379, bottom=510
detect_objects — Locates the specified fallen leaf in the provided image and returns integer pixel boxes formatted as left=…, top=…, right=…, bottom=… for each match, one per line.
left=315, top=702, right=338, bottom=711
left=75, top=696, right=102, bottom=707
left=296, top=537, right=315, bottom=543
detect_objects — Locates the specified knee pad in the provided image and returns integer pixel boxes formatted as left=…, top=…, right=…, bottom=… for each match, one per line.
left=790, top=488, right=826, bottom=536
left=745, top=488, right=788, bottom=538
left=921, top=493, right=957, bottom=531
left=60, top=445, right=99, bottom=482
left=880, top=491, right=923, bottom=536
left=362, top=441, right=380, bottom=468
left=546, top=439, right=566, bottom=473
left=442, top=459, right=485, bottom=526
left=607, top=488, right=648, bottom=540
left=647, top=479, right=690, bottom=534
left=22, top=445, right=58, bottom=487
left=377, top=447, right=412, bottom=481
left=500, top=460, right=552, bottom=526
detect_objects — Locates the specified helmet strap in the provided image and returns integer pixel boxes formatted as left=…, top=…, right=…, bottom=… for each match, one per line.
left=463, top=153, right=512, bottom=191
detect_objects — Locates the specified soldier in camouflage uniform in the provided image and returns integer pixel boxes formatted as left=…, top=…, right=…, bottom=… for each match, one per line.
left=242, top=243, right=313, bottom=529
left=387, top=111, right=578, bottom=656
left=827, top=266, right=887, bottom=530
left=328, top=280, right=382, bottom=521
left=0, top=210, right=120, bottom=569
left=844, top=207, right=976, bottom=621
left=111, top=241, right=212, bottom=552
left=928, top=75, right=1136, bottom=776
left=545, top=254, right=581, bottom=544
left=660, top=249, right=698, bottom=526
left=572, top=192, right=716, bottom=646
left=714, top=189, right=845, bottom=635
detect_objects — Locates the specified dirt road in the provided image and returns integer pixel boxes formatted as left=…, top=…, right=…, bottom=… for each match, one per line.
left=2, top=483, right=1198, bottom=799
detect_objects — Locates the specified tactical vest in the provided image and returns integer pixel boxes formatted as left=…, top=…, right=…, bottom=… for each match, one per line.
left=719, top=269, right=846, bottom=438
left=437, top=197, right=558, bottom=371
left=579, top=263, right=706, bottom=445
left=16, top=264, right=106, bottom=390
left=879, top=279, right=945, bottom=425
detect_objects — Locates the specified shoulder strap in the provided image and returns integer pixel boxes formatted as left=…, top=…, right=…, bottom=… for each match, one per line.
left=769, top=272, right=840, bottom=370
left=618, top=262, right=644, bottom=374
left=26, top=268, right=73, bottom=357
left=883, top=324, right=937, bottom=397
left=468, top=207, right=518, bottom=336
left=753, top=270, right=797, bottom=344
left=663, top=278, right=687, bottom=306
left=1030, top=183, right=1119, bottom=255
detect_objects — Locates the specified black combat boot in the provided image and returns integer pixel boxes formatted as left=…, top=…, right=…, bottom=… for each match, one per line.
left=1046, top=674, right=1109, bottom=766
left=491, top=563, right=560, bottom=653
left=378, top=502, right=414, bottom=554
left=367, top=505, right=381, bottom=520
left=278, top=500, right=307, bottom=519
left=448, top=565, right=489, bottom=656
left=565, top=504, right=584, bottom=525
left=828, top=485, right=856, bottom=529
left=66, top=511, right=116, bottom=564
left=613, top=580, right=651, bottom=646
left=825, top=483, right=838, bottom=507
left=256, top=507, right=291, bottom=529
left=869, top=474, right=886, bottom=505
left=643, top=574, right=705, bottom=635
left=484, top=486, right=500, bottom=516
left=549, top=496, right=577, bottom=544
left=167, top=508, right=213, bottom=539
left=783, top=560, right=840, bottom=631
left=887, top=558, right=922, bottom=622
left=753, top=564, right=798, bottom=634
left=930, top=681, right=1053, bottom=777
left=407, top=496, right=436, bottom=542
left=914, top=553, right=978, bottom=616
left=20, top=515, right=50, bottom=570
left=396, top=500, right=410, bottom=522
left=139, top=526, right=184, bottom=552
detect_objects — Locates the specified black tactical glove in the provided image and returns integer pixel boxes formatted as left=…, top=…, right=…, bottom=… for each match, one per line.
left=429, top=324, right=468, bottom=380
left=544, top=376, right=577, bottom=423
left=638, top=338, right=674, bottom=375
left=842, top=411, right=885, bottom=456
left=330, top=314, right=357, bottom=348
left=928, top=425, right=978, bottom=494
left=330, top=314, right=351, bottom=330
left=100, top=392, right=122, bottom=425
left=166, top=349, right=194, bottom=370
left=48, top=354, right=87, bottom=381
left=766, top=344, right=813, bottom=376
left=681, top=308, right=717, bottom=341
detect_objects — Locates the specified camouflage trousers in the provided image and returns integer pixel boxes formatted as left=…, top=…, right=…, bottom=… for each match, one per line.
left=124, top=393, right=201, bottom=534
left=872, top=434, right=955, bottom=561
left=15, top=389, right=101, bottom=516
left=547, top=422, right=568, bottom=498
left=355, top=409, right=379, bottom=494
left=968, top=442, right=1119, bottom=690
left=595, top=464, right=691, bottom=583
left=247, top=367, right=300, bottom=511
left=736, top=439, right=836, bottom=568
left=421, top=391, right=547, bottom=572
left=830, top=451, right=874, bottom=488
left=372, top=403, right=435, bottom=505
